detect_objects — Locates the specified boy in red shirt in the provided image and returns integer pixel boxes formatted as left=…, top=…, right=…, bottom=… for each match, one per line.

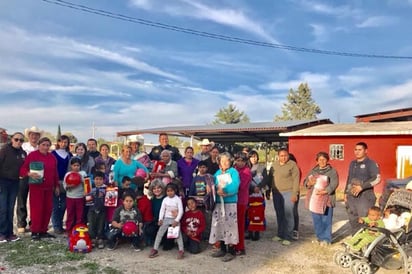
left=181, top=197, right=206, bottom=254
left=134, top=177, right=154, bottom=248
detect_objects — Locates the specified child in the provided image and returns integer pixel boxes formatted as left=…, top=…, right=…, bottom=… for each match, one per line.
left=64, top=158, right=85, bottom=234
left=148, top=179, right=173, bottom=249
left=87, top=171, right=106, bottom=249
left=344, top=206, right=384, bottom=252
left=188, top=161, right=214, bottom=240
left=134, top=176, right=155, bottom=248
left=94, top=162, right=109, bottom=185
left=149, top=183, right=184, bottom=259
left=181, top=197, right=206, bottom=254
left=119, top=176, right=134, bottom=200
left=107, top=193, right=143, bottom=251
left=247, top=185, right=266, bottom=241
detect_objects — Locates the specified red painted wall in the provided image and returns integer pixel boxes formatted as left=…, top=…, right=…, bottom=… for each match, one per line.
left=288, top=135, right=412, bottom=194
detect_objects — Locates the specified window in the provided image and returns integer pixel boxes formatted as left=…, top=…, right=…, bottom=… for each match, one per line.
left=330, top=144, right=344, bottom=160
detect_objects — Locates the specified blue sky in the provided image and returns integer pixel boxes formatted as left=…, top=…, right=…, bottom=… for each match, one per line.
left=1, top=0, right=412, bottom=143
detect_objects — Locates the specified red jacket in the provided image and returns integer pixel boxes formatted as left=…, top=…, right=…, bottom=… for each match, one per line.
left=235, top=165, right=252, bottom=206
left=19, top=150, right=59, bottom=190
left=137, top=195, right=153, bottom=222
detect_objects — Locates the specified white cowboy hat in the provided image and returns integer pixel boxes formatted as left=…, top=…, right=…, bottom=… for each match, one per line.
left=24, top=126, right=43, bottom=138
left=127, top=134, right=144, bottom=145
left=198, top=138, right=214, bottom=147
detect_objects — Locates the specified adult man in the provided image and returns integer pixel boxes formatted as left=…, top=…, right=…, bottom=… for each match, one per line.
left=194, top=139, right=214, bottom=161
left=270, top=149, right=300, bottom=246
left=17, top=126, right=42, bottom=233
left=129, top=135, right=151, bottom=169
left=148, top=133, right=182, bottom=162
left=344, top=142, right=380, bottom=234
left=87, top=138, right=100, bottom=159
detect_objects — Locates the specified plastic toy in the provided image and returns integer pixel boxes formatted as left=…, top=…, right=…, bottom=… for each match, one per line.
left=122, top=221, right=138, bottom=237
left=65, top=172, right=82, bottom=187
left=68, top=224, right=92, bottom=253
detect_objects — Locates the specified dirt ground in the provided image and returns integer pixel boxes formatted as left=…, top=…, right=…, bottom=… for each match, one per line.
left=1, top=197, right=405, bottom=274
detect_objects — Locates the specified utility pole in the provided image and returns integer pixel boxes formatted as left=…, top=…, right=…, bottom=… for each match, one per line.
left=91, top=122, right=97, bottom=138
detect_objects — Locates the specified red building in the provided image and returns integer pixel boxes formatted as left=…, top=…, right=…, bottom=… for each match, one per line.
left=282, top=122, right=412, bottom=194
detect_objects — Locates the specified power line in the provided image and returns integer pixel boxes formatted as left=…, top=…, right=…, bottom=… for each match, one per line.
left=41, top=0, right=412, bottom=60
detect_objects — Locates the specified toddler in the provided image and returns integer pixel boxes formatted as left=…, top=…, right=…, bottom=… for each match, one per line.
left=181, top=197, right=206, bottom=254
left=87, top=171, right=106, bottom=249
left=149, top=183, right=184, bottom=259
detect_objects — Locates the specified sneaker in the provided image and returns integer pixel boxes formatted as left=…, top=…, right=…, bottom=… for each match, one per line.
left=211, top=250, right=226, bottom=258
left=40, top=232, right=56, bottom=239
left=235, top=250, right=246, bottom=256
left=31, top=233, right=41, bottom=241
left=292, top=230, right=299, bottom=240
left=7, top=235, right=20, bottom=242
left=272, top=236, right=282, bottom=242
left=319, top=241, right=331, bottom=247
left=97, top=239, right=105, bottom=249
left=149, top=249, right=158, bottom=258
left=221, top=253, right=235, bottom=262
left=281, top=240, right=291, bottom=246
left=54, top=228, right=65, bottom=234
left=0, top=236, right=7, bottom=243
left=133, top=242, right=141, bottom=252
left=107, top=240, right=118, bottom=251
left=17, top=228, right=26, bottom=234
left=177, top=250, right=184, bottom=259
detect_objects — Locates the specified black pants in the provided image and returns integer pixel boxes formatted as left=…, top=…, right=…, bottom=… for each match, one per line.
left=107, top=227, right=140, bottom=246
left=87, top=209, right=106, bottom=239
left=16, top=178, right=29, bottom=228
left=183, top=235, right=201, bottom=254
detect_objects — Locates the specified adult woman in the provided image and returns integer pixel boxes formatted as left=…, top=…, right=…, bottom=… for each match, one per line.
left=94, top=144, right=116, bottom=176
left=303, top=152, right=338, bottom=246
left=233, top=152, right=252, bottom=256
left=177, top=146, right=199, bottom=196
left=19, top=137, right=60, bottom=240
left=113, top=145, right=148, bottom=189
left=150, top=150, right=178, bottom=186
left=210, top=152, right=240, bottom=262
left=0, top=132, right=26, bottom=242
left=248, top=150, right=265, bottom=191
left=205, top=146, right=219, bottom=176
left=73, top=143, right=95, bottom=176
left=51, top=135, right=72, bottom=234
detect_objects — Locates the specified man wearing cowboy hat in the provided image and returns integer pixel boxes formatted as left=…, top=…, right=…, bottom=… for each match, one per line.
left=194, top=139, right=214, bottom=161
left=17, top=126, right=43, bottom=233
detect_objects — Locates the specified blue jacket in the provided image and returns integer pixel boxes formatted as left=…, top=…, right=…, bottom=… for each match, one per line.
left=214, top=167, right=240, bottom=204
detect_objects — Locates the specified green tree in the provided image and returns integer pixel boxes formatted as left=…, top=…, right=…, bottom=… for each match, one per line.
left=274, top=83, right=321, bottom=121
left=56, top=124, right=61, bottom=140
left=63, top=132, right=78, bottom=144
left=212, top=103, right=250, bottom=124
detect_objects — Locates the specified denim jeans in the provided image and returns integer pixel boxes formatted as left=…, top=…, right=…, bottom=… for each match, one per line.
left=16, top=177, right=29, bottom=228
left=312, top=206, right=333, bottom=243
left=52, top=192, right=66, bottom=230
left=0, top=179, right=19, bottom=237
left=272, top=191, right=298, bottom=240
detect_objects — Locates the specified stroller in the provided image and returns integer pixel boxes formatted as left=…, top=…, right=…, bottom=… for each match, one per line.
left=334, top=189, right=412, bottom=274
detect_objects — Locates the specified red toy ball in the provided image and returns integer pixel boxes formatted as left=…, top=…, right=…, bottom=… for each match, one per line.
left=66, top=172, right=82, bottom=187
left=135, top=168, right=147, bottom=179
left=122, top=221, right=137, bottom=236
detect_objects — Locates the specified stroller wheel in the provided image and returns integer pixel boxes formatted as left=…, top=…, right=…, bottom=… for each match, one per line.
left=350, top=259, right=361, bottom=274
left=334, top=251, right=352, bottom=268
left=353, top=261, right=372, bottom=274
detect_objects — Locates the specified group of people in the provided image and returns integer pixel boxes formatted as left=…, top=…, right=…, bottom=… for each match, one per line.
left=1, top=127, right=387, bottom=261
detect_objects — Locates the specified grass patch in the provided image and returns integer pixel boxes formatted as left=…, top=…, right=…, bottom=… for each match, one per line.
left=0, top=239, right=84, bottom=267
left=102, top=266, right=123, bottom=274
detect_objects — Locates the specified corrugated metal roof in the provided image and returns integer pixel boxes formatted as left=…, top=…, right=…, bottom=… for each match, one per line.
left=281, top=121, right=412, bottom=137
left=117, top=119, right=333, bottom=143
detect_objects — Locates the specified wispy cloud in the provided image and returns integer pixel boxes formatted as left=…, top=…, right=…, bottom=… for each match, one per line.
left=356, top=16, right=397, bottom=28
left=128, top=0, right=278, bottom=43
left=309, top=23, right=328, bottom=43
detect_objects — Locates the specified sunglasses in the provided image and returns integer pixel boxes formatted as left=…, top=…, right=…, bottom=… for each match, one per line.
left=13, top=138, right=24, bottom=143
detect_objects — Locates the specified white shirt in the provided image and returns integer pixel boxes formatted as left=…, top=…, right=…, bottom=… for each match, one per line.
left=22, top=142, right=38, bottom=154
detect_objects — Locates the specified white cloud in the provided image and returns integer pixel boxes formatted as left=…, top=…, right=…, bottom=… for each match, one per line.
left=129, top=0, right=278, bottom=43
left=310, top=23, right=328, bottom=43
left=356, top=16, right=397, bottom=28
